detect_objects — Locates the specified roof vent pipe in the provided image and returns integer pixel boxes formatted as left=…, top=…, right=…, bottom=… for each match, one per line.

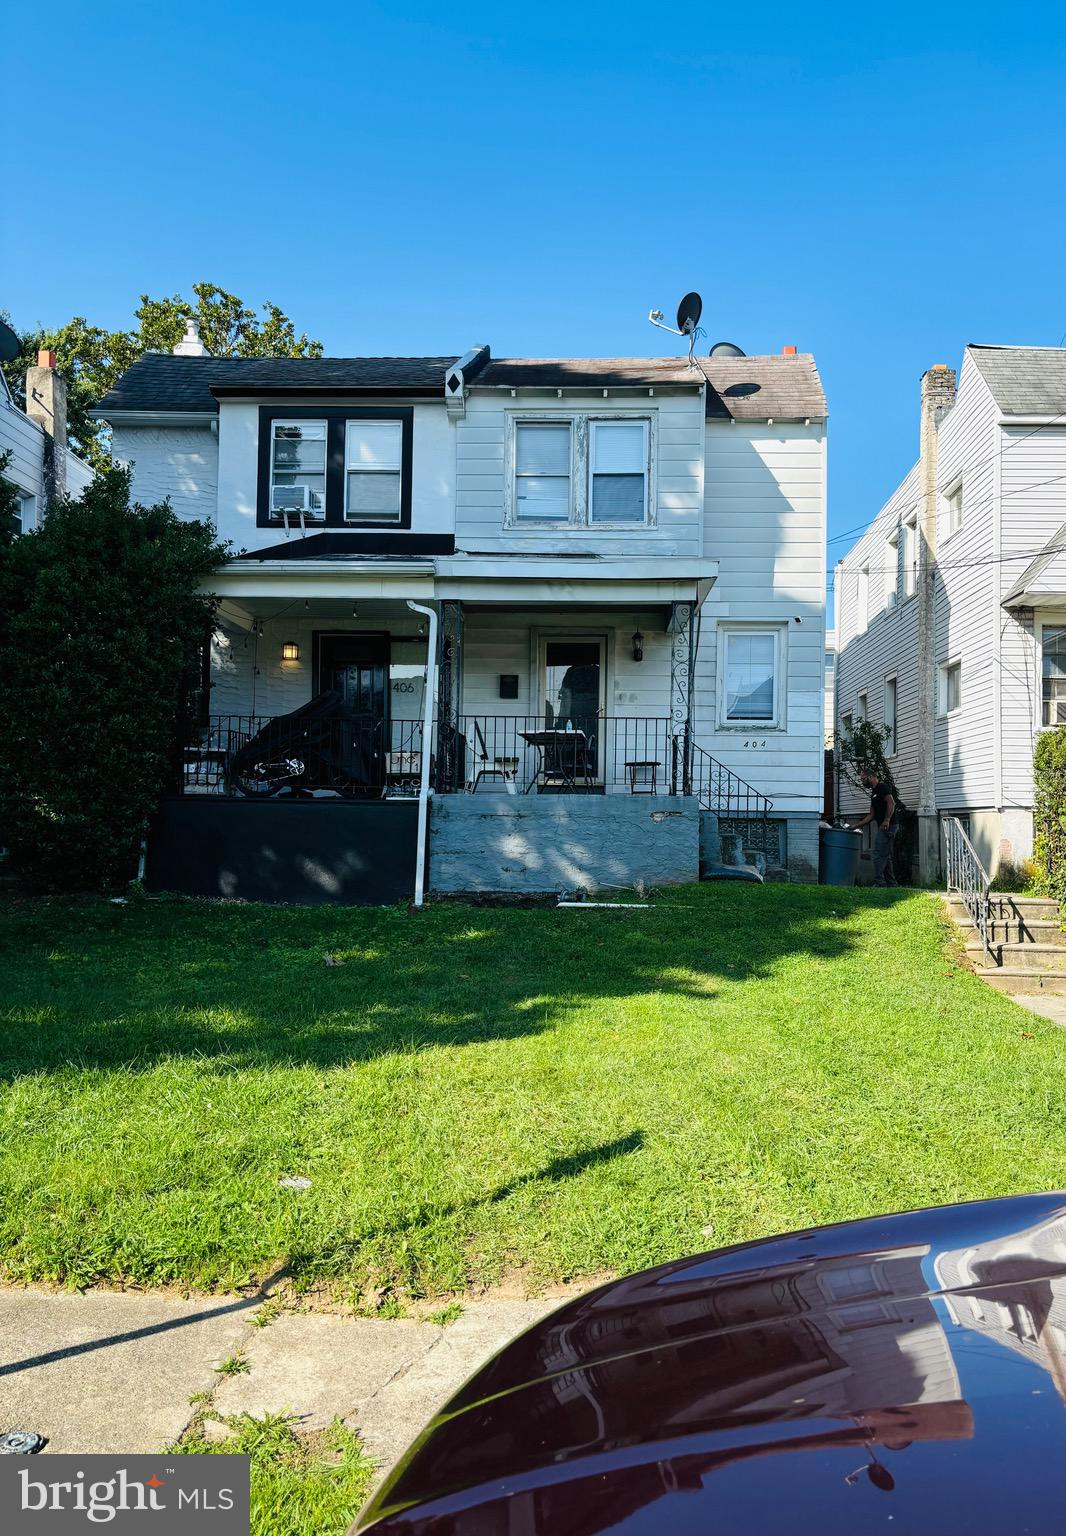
left=173, top=318, right=208, bottom=357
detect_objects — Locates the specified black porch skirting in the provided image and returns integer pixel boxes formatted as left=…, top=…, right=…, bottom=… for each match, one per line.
left=146, top=798, right=419, bottom=906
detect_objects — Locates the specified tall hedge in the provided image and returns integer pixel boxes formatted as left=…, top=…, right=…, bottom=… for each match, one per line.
left=1034, top=726, right=1066, bottom=904
left=0, top=469, right=226, bottom=890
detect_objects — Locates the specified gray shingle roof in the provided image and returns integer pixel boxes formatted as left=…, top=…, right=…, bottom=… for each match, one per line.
left=91, top=353, right=461, bottom=415
left=474, top=353, right=827, bottom=420
left=91, top=348, right=827, bottom=421
left=968, top=345, right=1066, bottom=415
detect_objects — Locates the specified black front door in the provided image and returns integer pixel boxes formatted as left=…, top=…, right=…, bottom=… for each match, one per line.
left=316, top=634, right=390, bottom=792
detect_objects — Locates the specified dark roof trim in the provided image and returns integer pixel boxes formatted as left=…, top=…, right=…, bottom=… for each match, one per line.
left=211, top=384, right=446, bottom=400
left=234, top=532, right=455, bottom=561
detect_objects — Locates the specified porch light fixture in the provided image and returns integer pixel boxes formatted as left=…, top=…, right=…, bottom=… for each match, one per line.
left=631, top=628, right=645, bottom=663
left=281, top=641, right=300, bottom=662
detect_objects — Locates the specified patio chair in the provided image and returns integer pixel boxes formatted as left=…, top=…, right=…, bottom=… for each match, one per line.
left=468, top=719, right=519, bottom=794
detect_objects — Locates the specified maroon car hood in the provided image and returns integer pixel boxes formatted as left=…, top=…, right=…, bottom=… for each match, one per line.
left=356, top=1192, right=1066, bottom=1534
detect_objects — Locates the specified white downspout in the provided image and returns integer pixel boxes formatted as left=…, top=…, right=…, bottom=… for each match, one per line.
left=406, top=600, right=439, bottom=909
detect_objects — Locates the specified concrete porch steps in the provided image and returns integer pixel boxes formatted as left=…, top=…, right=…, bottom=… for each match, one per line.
left=947, top=892, right=1066, bottom=996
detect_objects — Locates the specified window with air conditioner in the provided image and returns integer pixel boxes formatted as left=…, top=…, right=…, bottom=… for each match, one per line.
left=345, top=421, right=403, bottom=522
left=270, top=421, right=326, bottom=519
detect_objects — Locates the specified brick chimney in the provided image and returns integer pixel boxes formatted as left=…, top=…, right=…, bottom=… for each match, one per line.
left=26, top=349, right=69, bottom=507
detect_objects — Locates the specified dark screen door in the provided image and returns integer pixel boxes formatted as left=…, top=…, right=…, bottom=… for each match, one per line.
left=316, top=635, right=390, bottom=791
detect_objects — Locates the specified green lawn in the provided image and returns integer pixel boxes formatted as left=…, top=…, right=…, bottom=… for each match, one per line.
left=2, top=884, right=1065, bottom=1299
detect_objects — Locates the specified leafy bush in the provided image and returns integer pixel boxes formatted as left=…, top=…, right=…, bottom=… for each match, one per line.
left=0, top=469, right=226, bottom=890
left=1033, top=726, right=1066, bottom=904
left=836, top=717, right=895, bottom=795
left=992, top=857, right=1040, bottom=894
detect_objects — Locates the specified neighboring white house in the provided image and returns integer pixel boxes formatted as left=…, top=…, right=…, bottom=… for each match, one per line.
left=835, top=345, right=1066, bottom=879
left=92, top=325, right=828, bottom=902
left=1, top=351, right=93, bottom=532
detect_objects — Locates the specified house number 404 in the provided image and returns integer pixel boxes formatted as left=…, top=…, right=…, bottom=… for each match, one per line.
left=742, top=739, right=767, bottom=749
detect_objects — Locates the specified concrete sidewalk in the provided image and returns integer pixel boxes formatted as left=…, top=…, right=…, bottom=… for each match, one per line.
left=0, top=1287, right=562, bottom=1478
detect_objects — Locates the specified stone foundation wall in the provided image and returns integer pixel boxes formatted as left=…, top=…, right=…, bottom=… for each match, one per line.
left=430, top=795, right=699, bottom=896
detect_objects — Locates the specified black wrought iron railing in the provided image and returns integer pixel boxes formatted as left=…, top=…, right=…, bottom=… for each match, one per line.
left=179, top=712, right=778, bottom=814
left=944, top=814, right=996, bottom=963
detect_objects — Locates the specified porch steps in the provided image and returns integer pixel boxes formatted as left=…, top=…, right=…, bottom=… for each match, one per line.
left=947, top=893, right=1066, bottom=995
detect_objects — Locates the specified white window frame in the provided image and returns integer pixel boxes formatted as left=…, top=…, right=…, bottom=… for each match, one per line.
left=1039, top=618, right=1066, bottom=729
left=857, top=690, right=868, bottom=722
left=504, top=411, right=656, bottom=530
left=269, top=419, right=327, bottom=520
left=841, top=710, right=853, bottom=738
left=938, top=657, right=962, bottom=717
left=589, top=418, right=650, bottom=527
left=716, top=623, right=786, bottom=730
left=884, top=674, right=897, bottom=755
left=344, top=419, right=404, bottom=524
left=902, top=511, right=919, bottom=599
left=857, top=564, right=870, bottom=633
left=885, top=529, right=899, bottom=608
left=943, top=479, right=964, bottom=539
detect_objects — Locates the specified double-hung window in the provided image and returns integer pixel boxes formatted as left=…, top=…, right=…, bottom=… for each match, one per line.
left=721, top=629, right=780, bottom=726
left=345, top=421, right=402, bottom=522
left=515, top=422, right=571, bottom=521
left=939, top=659, right=962, bottom=716
left=590, top=420, right=648, bottom=524
left=944, top=481, right=963, bottom=537
left=270, top=421, right=327, bottom=518
left=885, top=529, right=899, bottom=608
left=902, top=512, right=919, bottom=598
left=1043, top=626, right=1066, bottom=725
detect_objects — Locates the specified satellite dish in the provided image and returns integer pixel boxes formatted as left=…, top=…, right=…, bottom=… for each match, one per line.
left=676, top=292, right=703, bottom=336
left=0, top=320, right=21, bottom=364
left=708, top=341, right=746, bottom=358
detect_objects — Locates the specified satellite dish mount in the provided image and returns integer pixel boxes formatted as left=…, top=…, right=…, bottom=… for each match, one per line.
left=648, top=291, right=704, bottom=366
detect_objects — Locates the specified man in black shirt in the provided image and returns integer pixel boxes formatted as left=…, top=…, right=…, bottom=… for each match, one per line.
left=849, top=770, right=898, bottom=887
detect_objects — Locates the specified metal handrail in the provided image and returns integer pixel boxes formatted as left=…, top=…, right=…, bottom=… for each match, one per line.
left=944, top=814, right=997, bottom=963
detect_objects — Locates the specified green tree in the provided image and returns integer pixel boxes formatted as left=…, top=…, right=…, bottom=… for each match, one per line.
left=2, top=284, right=323, bottom=471
left=0, top=467, right=227, bottom=890
left=836, top=717, right=894, bottom=794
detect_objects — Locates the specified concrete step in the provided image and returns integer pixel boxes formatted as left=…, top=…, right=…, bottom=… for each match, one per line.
left=967, top=944, right=1066, bottom=972
left=944, top=895, right=1060, bottom=924
left=987, top=919, right=1066, bottom=945
left=982, top=970, right=1066, bottom=996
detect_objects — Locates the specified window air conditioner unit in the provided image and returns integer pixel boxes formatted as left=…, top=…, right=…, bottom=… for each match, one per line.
left=271, top=485, right=324, bottom=519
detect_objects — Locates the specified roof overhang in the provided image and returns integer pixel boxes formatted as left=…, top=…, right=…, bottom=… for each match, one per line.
left=88, top=408, right=217, bottom=425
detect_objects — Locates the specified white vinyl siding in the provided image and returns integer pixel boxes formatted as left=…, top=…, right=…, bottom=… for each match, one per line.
left=858, top=564, right=870, bottom=632
left=345, top=421, right=402, bottom=522
left=590, top=420, right=648, bottom=524
left=514, top=422, right=571, bottom=522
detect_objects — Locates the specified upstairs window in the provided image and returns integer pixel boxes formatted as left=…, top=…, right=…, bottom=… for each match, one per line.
left=885, top=529, right=899, bottom=608
left=590, top=420, right=648, bottom=524
left=857, top=564, right=870, bottom=632
left=857, top=691, right=868, bottom=722
left=884, top=675, right=897, bottom=754
left=944, top=480, right=964, bottom=537
left=345, top=421, right=403, bottom=522
left=903, top=512, right=919, bottom=598
left=270, top=421, right=326, bottom=519
left=939, top=659, right=962, bottom=716
left=515, top=422, right=571, bottom=521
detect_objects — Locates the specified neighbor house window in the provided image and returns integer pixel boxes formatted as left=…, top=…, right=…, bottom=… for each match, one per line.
left=270, top=421, right=326, bottom=518
left=857, top=691, right=868, bottom=722
left=345, top=421, right=403, bottom=522
left=884, top=675, right=897, bottom=754
left=841, top=711, right=853, bottom=737
left=721, top=629, right=780, bottom=725
left=590, top=420, right=648, bottom=524
left=1042, top=626, right=1066, bottom=725
left=885, top=529, right=899, bottom=608
left=514, top=422, right=572, bottom=521
left=939, top=659, right=962, bottom=716
left=858, top=565, right=870, bottom=632
left=903, top=512, right=919, bottom=598
left=944, top=480, right=964, bottom=537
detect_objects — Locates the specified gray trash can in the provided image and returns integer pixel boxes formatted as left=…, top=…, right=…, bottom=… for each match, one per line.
left=819, top=826, right=862, bottom=886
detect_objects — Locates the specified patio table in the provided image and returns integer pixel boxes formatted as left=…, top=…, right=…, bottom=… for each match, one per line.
left=519, top=728, right=592, bottom=793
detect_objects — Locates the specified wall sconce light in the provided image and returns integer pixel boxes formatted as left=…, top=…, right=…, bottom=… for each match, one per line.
left=631, top=628, right=645, bottom=663
left=281, top=641, right=300, bottom=662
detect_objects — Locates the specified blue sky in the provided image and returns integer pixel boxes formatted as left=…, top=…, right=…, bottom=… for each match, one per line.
left=4, top=1, right=1065, bottom=599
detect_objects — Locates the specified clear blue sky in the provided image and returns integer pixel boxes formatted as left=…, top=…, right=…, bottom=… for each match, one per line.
left=4, top=0, right=1065, bottom=600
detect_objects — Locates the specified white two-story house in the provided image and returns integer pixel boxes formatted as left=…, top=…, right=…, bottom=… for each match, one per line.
left=93, top=325, right=827, bottom=904
left=835, top=345, right=1066, bottom=881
